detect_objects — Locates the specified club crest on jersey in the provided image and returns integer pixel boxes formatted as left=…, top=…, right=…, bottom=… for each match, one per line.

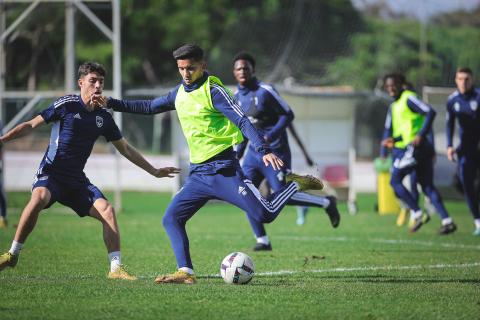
left=470, top=100, right=478, bottom=111
left=454, top=102, right=460, bottom=112
left=96, top=116, right=104, bottom=128
left=238, top=186, right=247, bottom=196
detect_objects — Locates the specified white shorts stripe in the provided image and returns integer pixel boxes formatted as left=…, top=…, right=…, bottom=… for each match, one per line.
left=290, top=192, right=329, bottom=207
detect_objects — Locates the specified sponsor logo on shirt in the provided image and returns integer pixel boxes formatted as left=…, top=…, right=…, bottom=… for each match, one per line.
left=74, top=113, right=82, bottom=120
left=454, top=102, right=460, bottom=112
left=96, top=116, right=104, bottom=128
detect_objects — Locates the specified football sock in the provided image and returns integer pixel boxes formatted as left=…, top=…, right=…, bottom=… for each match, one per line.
left=179, top=267, right=194, bottom=275
left=474, top=219, right=480, bottom=229
left=411, top=210, right=422, bottom=220
left=9, top=241, right=23, bottom=255
left=441, top=217, right=453, bottom=226
left=108, top=251, right=121, bottom=272
left=256, top=235, right=270, bottom=245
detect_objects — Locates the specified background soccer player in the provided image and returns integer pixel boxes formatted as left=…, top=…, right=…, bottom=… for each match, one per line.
left=0, top=62, right=180, bottom=279
left=0, top=120, right=7, bottom=229
left=232, top=51, right=340, bottom=251
left=381, top=73, right=456, bottom=235
left=105, top=44, right=324, bottom=284
left=446, top=67, right=480, bottom=235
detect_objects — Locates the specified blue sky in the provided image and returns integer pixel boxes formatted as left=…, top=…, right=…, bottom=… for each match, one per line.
left=351, top=0, right=480, bottom=22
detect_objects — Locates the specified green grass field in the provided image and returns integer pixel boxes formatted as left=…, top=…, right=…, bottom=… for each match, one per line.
left=0, top=192, right=479, bottom=319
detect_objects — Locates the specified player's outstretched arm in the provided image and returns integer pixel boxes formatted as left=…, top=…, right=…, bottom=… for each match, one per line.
left=111, top=138, right=180, bottom=178
left=0, top=115, right=45, bottom=146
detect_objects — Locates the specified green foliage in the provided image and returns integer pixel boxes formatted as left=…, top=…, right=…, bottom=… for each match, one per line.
left=1, top=192, right=479, bottom=319
left=326, top=18, right=480, bottom=89
left=120, top=0, right=276, bottom=86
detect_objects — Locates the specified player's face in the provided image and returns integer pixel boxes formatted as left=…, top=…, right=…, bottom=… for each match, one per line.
left=455, top=72, right=473, bottom=94
left=233, top=59, right=254, bottom=86
left=384, top=78, right=400, bottom=97
left=177, top=59, right=205, bottom=85
left=78, top=72, right=105, bottom=109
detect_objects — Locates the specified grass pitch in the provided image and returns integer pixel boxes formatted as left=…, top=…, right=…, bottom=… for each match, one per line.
left=0, top=192, right=479, bottom=319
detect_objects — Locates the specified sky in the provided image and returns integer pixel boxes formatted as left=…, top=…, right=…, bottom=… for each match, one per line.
left=351, top=0, right=480, bottom=22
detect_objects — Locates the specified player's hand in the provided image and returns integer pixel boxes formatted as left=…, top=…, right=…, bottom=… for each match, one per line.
left=91, top=95, right=108, bottom=108
left=447, top=147, right=456, bottom=162
left=381, top=137, right=394, bottom=149
left=262, top=153, right=283, bottom=171
left=151, top=167, right=181, bottom=178
left=412, top=135, right=423, bottom=147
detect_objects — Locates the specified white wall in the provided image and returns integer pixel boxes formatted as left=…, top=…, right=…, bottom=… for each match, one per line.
left=4, top=151, right=177, bottom=192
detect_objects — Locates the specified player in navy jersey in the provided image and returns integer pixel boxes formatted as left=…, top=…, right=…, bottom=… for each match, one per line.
left=102, top=44, right=324, bottom=284
left=0, top=120, right=7, bottom=229
left=0, top=62, right=180, bottom=279
left=446, top=67, right=480, bottom=235
left=232, top=52, right=340, bottom=251
left=381, top=73, right=456, bottom=235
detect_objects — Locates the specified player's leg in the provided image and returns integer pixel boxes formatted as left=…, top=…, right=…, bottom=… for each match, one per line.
left=217, top=166, right=298, bottom=224
left=0, top=186, right=51, bottom=271
left=260, top=157, right=337, bottom=227
left=0, top=181, right=7, bottom=229
left=88, top=198, right=135, bottom=280
left=458, top=155, right=480, bottom=234
left=417, top=158, right=456, bottom=235
left=389, top=153, right=428, bottom=232
left=242, top=156, right=272, bottom=251
left=155, top=174, right=209, bottom=284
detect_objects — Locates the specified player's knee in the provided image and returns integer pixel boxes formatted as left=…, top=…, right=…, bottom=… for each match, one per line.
left=101, top=204, right=116, bottom=223
left=30, top=188, right=51, bottom=207
left=162, top=212, right=176, bottom=228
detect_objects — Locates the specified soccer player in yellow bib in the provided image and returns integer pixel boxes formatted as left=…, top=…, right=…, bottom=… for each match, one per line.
left=105, top=44, right=324, bottom=284
left=381, top=73, right=456, bottom=235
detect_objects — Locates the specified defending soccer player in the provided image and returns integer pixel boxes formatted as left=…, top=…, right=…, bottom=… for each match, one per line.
left=104, top=44, right=324, bottom=284
left=381, top=73, right=456, bottom=235
left=0, top=62, right=180, bottom=279
left=232, top=52, right=340, bottom=251
left=446, top=67, right=480, bottom=235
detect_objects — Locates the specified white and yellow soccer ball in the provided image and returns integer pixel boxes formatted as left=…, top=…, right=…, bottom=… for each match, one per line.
left=220, top=252, right=255, bottom=284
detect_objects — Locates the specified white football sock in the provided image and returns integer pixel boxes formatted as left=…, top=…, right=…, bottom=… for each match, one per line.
left=441, top=217, right=453, bottom=226
left=179, top=267, right=194, bottom=275
left=411, top=210, right=422, bottom=220
left=9, top=241, right=23, bottom=255
left=256, top=235, right=270, bottom=245
left=108, top=251, right=121, bottom=272
left=474, top=219, right=480, bottom=229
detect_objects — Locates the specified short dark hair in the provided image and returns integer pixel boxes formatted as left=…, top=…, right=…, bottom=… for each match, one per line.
left=456, top=67, right=473, bottom=75
left=383, top=72, right=406, bottom=86
left=78, top=61, right=106, bottom=78
left=172, top=44, right=204, bottom=61
left=233, top=51, right=255, bottom=70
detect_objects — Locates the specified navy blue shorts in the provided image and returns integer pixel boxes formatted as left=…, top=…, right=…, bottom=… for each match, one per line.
left=32, top=173, right=106, bottom=217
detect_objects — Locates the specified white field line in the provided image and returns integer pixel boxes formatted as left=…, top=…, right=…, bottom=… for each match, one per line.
left=275, top=235, right=480, bottom=250
left=2, top=262, right=478, bottom=280
left=201, top=261, right=480, bottom=278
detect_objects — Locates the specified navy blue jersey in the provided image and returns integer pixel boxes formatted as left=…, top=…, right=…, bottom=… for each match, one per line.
left=446, top=87, right=480, bottom=151
left=38, top=95, right=122, bottom=182
left=234, top=78, right=294, bottom=155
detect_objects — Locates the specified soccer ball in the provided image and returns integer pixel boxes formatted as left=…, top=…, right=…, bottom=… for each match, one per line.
left=220, top=252, right=255, bottom=284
